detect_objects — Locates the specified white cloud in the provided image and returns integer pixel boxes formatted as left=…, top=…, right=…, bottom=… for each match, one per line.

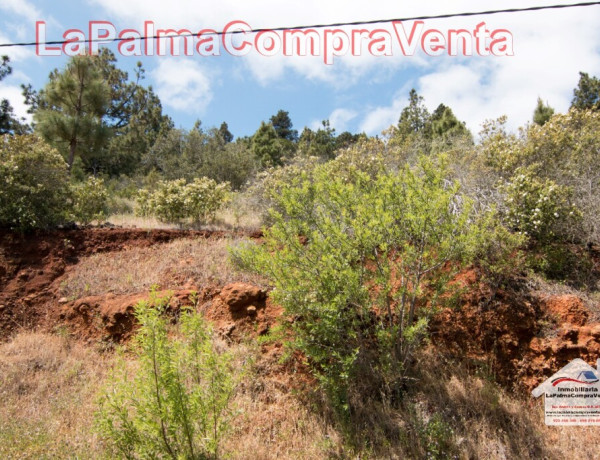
left=0, top=33, right=36, bottom=62
left=309, top=108, right=357, bottom=131
left=417, top=6, right=600, bottom=133
left=359, top=97, right=404, bottom=135
left=151, top=59, right=213, bottom=112
left=0, top=0, right=41, bottom=23
left=89, top=0, right=600, bottom=131
left=0, top=83, right=32, bottom=123
left=85, top=0, right=479, bottom=87
left=329, top=108, right=358, bottom=132
left=356, top=3, right=600, bottom=135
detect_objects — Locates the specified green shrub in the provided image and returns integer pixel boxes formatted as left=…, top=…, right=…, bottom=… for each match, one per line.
left=231, top=154, right=510, bottom=412
left=421, top=414, right=457, bottom=460
left=502, top=166, right=581, bottom=243
left=136, top=178, right=230, bottom=226
left=184, top=177, right=231, bottom=223
left=95, top=291, right=238, bottom=459
left=245, top=155, right=322, bottom=225
left=0, top=134, right=71, bottom=231
left=71, top=176, right=109, bottom=225
left=472, top=110, right=600, bottom=243
left=527, top=244, right=594, bottom=289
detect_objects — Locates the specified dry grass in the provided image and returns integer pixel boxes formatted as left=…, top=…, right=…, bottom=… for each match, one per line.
left=528, top=273, right=600, bottom=321
left=59, top=237, right=266, bottom=298
left=106, top=207, right=261, bottom=232
left=222, top=342, right=344, bottom=459
left=2, top=333, right=600, bottom=459
left=104, top=213, right=178, bottom=230
left=216, top=206, right=262, bottom=232
left=0, top=332, right=110, bottom=459
left=353, top=350, right=600, bottom=459
left=222, top=346, right=600, bottom=459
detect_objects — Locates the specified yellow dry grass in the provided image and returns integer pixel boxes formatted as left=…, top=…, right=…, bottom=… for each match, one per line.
left=106, top=207, right=261, bottom=232
left=59, top=237, right=266, bottom=299
left=0, top=332, right=109, bottom=459
left=2, top=333, right=599, bottom=459
left=104, top=214, right=178, bottom=230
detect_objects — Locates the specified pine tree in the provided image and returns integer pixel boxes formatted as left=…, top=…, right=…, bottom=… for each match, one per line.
left=533, top=98, right=555, bottom=126
left=219, top=121, right=234, bottom=143
left=252, top=122, right=283, bottom=167
left=95, top=49, right=172, bottom=175
left=397, top=89, right=431, bottom=138
left=571, top=72, right=600, bottom=111
left=298, top=120, right=337, bottom=159
left=0, top=56, right=29, bottom=135
left=431, top=104, right=470, bottom=138
left=35, top=55, right=110, bottom=171
left=269, top=109, right=298, bottom=142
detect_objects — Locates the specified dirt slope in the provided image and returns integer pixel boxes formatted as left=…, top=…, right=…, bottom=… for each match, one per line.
left=0, top=228, right=261, bottom=338
left=431, top=272, right=600, bottom=391
left=1, top=227, right=599, bottom=392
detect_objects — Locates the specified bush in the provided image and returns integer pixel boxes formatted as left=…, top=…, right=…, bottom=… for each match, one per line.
left=136, top=178, right=230, bottom=226
left=71, top=176, right=109, bottom=225
left=471, top=111, right=600, bottom=243
left=95, top=291, right=238, bottom=459
left=502, top=166, right=581, bottom=243
left=231, top=154, right=510, bottom=412
left=0, top=135, right=71, bottom=231
left=244, top=155, right=323, bottom=225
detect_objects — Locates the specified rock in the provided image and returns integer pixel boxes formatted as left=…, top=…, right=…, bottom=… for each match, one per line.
left=559, top=325, right=579, bottom=343
left=183, top=278, right=196, bottom=290
left=221, top=323, right=236, bottom=337
left=75, top=302, right=90, bottom=313
left=220, top=283, right=266, bottom=312
left=544, top=295, right=589, bottom=326
left=247, top=305, right=257, bottom=315
left=58, top=297, right=69, bottom=304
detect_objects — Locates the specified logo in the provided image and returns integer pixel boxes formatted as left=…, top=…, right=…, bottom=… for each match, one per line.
left=551, top=370, right=599, bottom=386
left=532, top=358, right=600, bottom=426
left=34, top=20, right=515, bottom=62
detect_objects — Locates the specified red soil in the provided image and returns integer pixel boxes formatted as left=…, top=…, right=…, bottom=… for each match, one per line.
left=0, top=228, right=262, bottom=340
left=1, top=227, right=598, bottom=392
left=430, top=271, right=600, bottom=391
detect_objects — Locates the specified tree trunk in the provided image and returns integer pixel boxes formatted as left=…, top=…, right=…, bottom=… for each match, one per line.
left=68, top=138, right=76, bottom=172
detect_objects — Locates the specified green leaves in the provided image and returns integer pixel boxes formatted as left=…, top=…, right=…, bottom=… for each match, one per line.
left=502, top=166, right=580, bottom=242
left=232, top=152, right=500, bottom=411
left=571, top=72, right=600, bottom=111
left=95, top=291, right=238, bottom=459
left=136, top=178, right=230, bottom=227
left=71, top=176, right=109, bottom=225
left=0, top=135, right=71, bottom=231
left=35, top=55, right=110, bottom=171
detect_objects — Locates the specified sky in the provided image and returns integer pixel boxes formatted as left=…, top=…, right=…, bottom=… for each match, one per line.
left=1, top=0, right=600, bottom=139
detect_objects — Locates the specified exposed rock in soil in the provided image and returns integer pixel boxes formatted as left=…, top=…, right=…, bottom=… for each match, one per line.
left=430, top=276, right=600, bottom=392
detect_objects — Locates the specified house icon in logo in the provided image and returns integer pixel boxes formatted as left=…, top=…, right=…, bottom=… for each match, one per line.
left=532, top=358, right=600, bottom=426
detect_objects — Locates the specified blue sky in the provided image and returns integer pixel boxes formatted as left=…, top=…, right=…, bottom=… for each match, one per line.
left=1, top=1, right=600, bottom=139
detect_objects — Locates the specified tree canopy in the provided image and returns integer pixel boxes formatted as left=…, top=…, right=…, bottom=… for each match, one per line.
left=533, top=98, right=555, bottom=126
left=571, top=72, right=600, bottom=111
left=270, top=109, right=298, bottom=142
left=34, top=54, right=110, bottom=171
left=0, top=56, right=28, bottom=135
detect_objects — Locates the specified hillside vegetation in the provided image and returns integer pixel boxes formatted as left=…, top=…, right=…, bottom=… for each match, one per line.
left=1, top=53, right=600, bottom=458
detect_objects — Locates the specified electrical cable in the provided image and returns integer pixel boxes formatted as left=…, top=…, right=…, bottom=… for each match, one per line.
left=0, top=1, right=599, bottom=49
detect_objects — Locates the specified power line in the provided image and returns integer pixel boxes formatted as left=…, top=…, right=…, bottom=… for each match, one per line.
left=0, top=1, right=599, bottom=49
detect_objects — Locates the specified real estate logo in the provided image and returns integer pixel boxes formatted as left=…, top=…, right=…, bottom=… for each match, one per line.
left=532, top=358, right=600, bottom=426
